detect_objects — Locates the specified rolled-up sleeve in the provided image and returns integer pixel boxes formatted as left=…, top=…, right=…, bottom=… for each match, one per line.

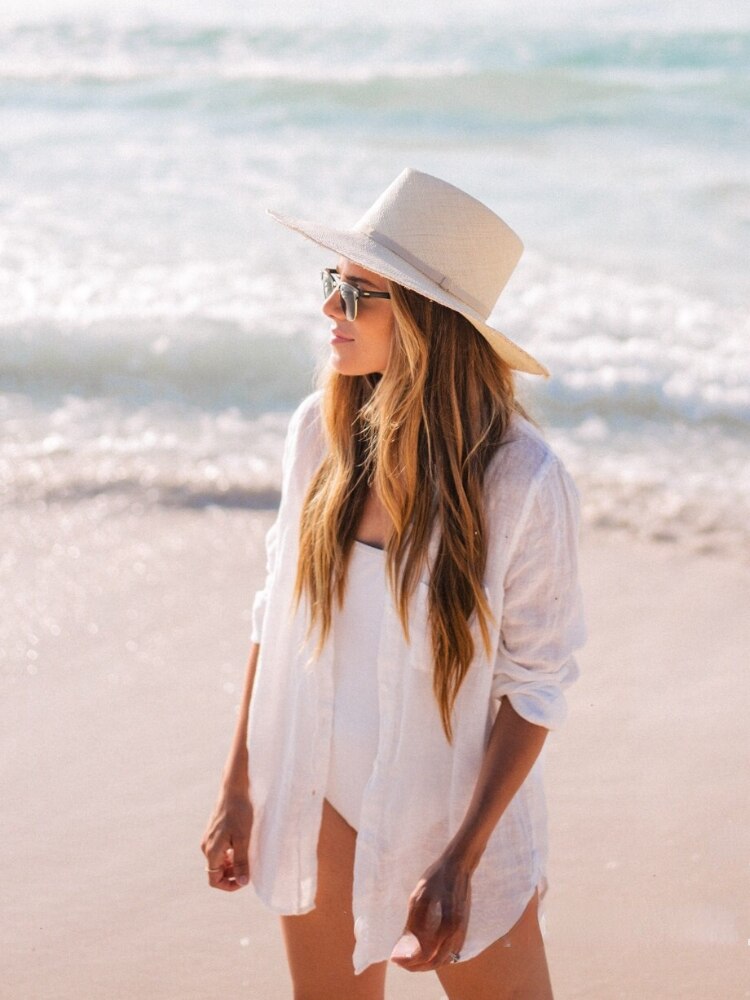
left=491, top=456, right=586, bottom=729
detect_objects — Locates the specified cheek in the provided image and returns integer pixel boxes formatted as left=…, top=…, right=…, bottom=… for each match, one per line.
left=363, top=332, right=392, bottom=375
left=375, top=318, right=394, bottom=361
left=330, top=312, right=394, bottom=376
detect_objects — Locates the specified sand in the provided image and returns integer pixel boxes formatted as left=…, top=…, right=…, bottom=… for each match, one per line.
left=1, top=501, right=748, bottom=999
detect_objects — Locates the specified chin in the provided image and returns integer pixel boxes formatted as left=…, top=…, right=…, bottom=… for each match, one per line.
left=329, top=355, right=383, bottom=378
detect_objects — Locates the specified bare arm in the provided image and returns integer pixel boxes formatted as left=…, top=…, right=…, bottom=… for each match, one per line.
left=444, top=698, right=548, bottom=873
left=200, top=643, right=260, bottom=891
left=391, top=698, right=548, bottom=971
left=221, top=642, right=259, bottom=792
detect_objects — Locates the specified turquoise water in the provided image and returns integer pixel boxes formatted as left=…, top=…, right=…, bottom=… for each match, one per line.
left=1, top=0, right=748, bottom=551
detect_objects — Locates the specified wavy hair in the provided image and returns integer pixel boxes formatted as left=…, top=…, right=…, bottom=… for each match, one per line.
left=294, top=282, right=529, bottom=741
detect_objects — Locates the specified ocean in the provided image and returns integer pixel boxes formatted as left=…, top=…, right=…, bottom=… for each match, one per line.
left=2, top=0, right=749, bottom=554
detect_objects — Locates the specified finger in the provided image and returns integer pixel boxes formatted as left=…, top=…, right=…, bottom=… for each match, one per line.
left=206, top=861, right=230, bottom=887
left=211, top=845, right=252, bottom=892
left=425, top=910, right=466, bottom=969
left=391, top=938, right=450, bottom=972
left=416, top=915, right=468, bottom=971
left=397, top=933, right=460, bottom=973
left=390, top=891, right=444, bottom=967
left=230, top=841, right=250, bottom=888
left=417, top=895, right=443, bottom=939
left=390, top=924, right=446, bottom=970
left=393, top=910, right=465, bottom=971
left=430, top=935, right=463, bottom=970
left=406, top=897, right=444, bottom=963
left=205, top=848, right=240, bottom=892
left=390, top=932, right=423, bottom=965
left=207, top=864, right=245, bottom=892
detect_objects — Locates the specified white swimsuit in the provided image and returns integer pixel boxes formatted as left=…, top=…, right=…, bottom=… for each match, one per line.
left=325, top=540, right=386, bottom=830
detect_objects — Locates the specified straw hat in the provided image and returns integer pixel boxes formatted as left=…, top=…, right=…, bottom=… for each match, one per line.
left=268, top=167, right=547, bottom=377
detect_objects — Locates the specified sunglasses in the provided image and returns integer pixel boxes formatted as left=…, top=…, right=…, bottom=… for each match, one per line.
left=321, top=268, right=391, bottom=322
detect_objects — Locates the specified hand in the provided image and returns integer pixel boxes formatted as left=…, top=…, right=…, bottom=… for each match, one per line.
left=390, top=856, right=471, bottom=972
left=200, top=788, right=253, bottom=892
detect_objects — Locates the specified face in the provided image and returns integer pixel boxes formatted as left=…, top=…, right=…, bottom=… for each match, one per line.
left=322, top=257, right=394, bottom=376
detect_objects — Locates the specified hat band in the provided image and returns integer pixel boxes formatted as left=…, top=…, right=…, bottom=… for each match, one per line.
left=358, top=224, right=489, bottom=317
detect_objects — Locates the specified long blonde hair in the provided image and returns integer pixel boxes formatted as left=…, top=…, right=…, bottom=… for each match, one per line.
left=295, top=282, right=529, bottom=741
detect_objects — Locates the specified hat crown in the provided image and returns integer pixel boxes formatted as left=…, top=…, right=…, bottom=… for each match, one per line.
left=353, top=168, right=523, bottom=319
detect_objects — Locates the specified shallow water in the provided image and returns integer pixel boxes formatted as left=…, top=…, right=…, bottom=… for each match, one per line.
left=1, top=0, right=748, bottom=554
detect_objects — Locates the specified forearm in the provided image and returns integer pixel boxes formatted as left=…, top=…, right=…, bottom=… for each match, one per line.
left=442, top=698, right=549, bottom=875
left=221, top=642, right=260, bottom=793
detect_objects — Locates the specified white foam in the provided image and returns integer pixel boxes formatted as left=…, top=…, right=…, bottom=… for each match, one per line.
left=0, top=0, right=747, bottom=557
left=0, top=394, right=288, bottom=508
left=2, top=389, right=749, bottom=558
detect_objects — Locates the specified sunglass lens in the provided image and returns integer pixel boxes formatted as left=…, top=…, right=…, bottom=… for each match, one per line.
left=339, top=285, right=357, bottom=321
left=322, top=271, right=357, bottom=320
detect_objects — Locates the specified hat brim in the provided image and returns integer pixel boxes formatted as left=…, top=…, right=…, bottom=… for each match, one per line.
left=267, top=209, right=549, bottom=378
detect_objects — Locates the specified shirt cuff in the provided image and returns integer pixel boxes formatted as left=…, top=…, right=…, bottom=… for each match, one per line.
left=491, top=653, right=580, bottom=730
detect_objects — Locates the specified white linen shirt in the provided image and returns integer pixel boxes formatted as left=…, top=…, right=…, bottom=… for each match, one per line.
left=247, top=390, right=586, bottom=974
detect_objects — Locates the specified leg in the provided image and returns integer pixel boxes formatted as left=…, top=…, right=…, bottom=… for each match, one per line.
left=280, top=798, right=387, bottom=1000
left=436, top=890, right=553, bottom=1000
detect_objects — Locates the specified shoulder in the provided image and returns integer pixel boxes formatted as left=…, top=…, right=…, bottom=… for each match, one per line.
left=287, top=388, right=324, bottom=441
left=480, top=416, right=582, bottom=581
left=486, top=413, right=561, bottom=491
left=484, top=414, right=579, bottom=530
left=283, top=389, right=325, bottom=458
left=281, top=389, right=326, bottom=491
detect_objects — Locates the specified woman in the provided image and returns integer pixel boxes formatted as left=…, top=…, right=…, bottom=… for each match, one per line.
left=202, top=169, right=585, bottom=999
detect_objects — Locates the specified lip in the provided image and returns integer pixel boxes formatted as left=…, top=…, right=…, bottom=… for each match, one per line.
left=330, top=328, right=354, bottom=344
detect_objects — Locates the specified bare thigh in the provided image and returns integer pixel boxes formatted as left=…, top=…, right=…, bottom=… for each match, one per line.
left=436, top=890, right=553, bottom=1000
left=280, top=799, right=387, bottom=1000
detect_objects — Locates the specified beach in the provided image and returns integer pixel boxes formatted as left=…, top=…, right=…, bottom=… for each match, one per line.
left=2, top=501, right=748, bottom=999
left=2, top=0, right=749, bottom=995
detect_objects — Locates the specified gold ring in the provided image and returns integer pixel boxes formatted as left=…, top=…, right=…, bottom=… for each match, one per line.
left=205, top=866, right=223, bottom=873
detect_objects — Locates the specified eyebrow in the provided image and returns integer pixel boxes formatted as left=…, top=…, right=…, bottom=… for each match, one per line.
left=339, top=270, right=382, bottom=290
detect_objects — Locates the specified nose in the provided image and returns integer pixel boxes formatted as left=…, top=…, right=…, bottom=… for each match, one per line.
left=322, top=286, right=344, bottom=320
